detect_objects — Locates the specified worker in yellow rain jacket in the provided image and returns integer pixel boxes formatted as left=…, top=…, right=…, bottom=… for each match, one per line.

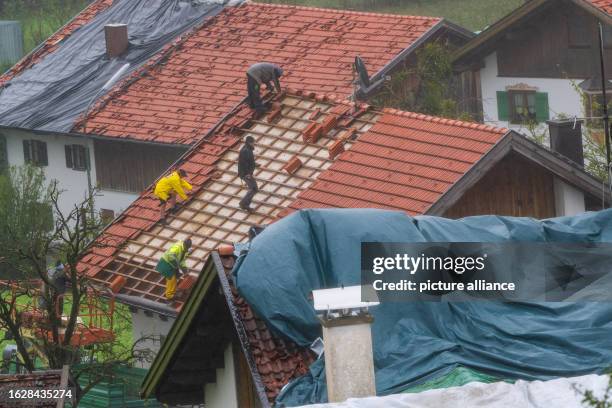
left=156, top=238, right=192, bottom=301
left=154, top=169, right=192, bottom=223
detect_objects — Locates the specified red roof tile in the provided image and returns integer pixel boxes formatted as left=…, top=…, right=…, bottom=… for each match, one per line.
left=0, top=370, right=66, bottom=408
left=289, top=108, right=507, bottom=215
left=77, top=2, right=440, bottom=144
left=79, top=91, right=508, bottom=309
left=220, top=254, right=314, bottom=403
left=587, top=0, right=612, bottom=14
left=0, top=0, right=113, bottom=87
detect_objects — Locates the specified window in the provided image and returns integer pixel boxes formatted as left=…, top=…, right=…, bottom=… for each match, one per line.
left=23, top=140, right=48, bottom=166
left=497, top=91, right=549, bottom=124
left=65, top=144, right=88, bottom=171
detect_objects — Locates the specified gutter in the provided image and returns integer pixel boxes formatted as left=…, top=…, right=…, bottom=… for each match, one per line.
left=0, top=124, right=191, bottom=149
left=114, top=293, right=178, bottom=318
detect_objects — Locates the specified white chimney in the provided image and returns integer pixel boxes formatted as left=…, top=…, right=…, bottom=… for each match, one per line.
left=104, top=24, right=128, bottom=58
left=313, top=286, right=378, bottom=402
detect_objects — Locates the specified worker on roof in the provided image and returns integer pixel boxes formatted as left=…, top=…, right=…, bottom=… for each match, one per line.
left=153, top=169, right=192, bottom=224
left=238, top=136, right=258, bottom=212
left=156, top=238, right=192, bottom=302
left=246, top=62, right=283, bottom=113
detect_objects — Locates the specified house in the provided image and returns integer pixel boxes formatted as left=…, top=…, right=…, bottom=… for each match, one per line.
left=138, top=208, right=612, bottom=407
left=77, top=89, right=609, bottom=388
left=453, top=0, right=612, bottom=133
left=0, top=0, right=470, bottom=219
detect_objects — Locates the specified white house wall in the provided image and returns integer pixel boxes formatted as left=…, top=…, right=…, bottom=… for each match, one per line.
left=480, top=52, right=585, bottom=134
left=204, top=344, right=239, bottom=408
left=131, top=310, right=175, bottom=369
left=2, top=128, right=137, bottom=217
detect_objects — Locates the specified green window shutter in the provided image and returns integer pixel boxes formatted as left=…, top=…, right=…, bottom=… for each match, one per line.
left=535, top=92, right=550, bottom=123
left=497, top=91, right=509, bottom=121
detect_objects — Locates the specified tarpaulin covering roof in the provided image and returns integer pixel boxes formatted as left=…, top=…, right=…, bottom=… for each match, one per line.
left=0, top=0, right=230, bottom=131
left=233, top=209, right=612, bottom=406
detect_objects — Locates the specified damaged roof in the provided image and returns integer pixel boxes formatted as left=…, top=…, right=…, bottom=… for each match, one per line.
left=75, top=2, right=464, bottom=144
left=78, top=91, right=510, bottom=309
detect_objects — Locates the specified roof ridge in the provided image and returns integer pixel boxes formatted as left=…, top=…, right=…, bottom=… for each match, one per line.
left=382, top=108, right=509, bottom=134
left=247, top=1, right=442, bottom=21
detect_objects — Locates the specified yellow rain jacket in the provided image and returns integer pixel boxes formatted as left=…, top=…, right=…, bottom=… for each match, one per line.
left=156, top=241, right=188, bottom=278
left=154, top=171, right=192, bottom=201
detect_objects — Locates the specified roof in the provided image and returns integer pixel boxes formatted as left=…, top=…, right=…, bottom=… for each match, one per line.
left=76, top=2, right=450, bottom=145
left=288, top=108, right=506, bottom=214
left=453, top=0, right=612, bottom=64
left=0, top=0, right=113, bottom=86
left=141, top=252, right=314, bottom=406
left=78, top=90, right=511, bottom=309
left=0, top=366, right=73, bottom=408
left=80, top=90, right=611, bottom=310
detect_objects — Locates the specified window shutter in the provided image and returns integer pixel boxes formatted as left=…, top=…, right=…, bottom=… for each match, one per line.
left=497, top=91, right=509, bottom=121
left=37, top=141, right=48, bottom=166
left=0, top=135, right=7, bottom=170
left=65, top=145, right=73, bottom=168
left=23, top=140, right=31, bottom=163
left=535, top=92, right=550, bottom=123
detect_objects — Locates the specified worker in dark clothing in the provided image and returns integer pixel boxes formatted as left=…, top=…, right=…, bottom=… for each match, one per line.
left=246, top=62, right=283, bottom=112
left=238, top=136, right=257, bottom=212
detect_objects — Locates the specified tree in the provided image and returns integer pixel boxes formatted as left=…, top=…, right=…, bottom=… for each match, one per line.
left=0, top=165, right=152, bottom=403
left=371, top=41, right=471, bottom=120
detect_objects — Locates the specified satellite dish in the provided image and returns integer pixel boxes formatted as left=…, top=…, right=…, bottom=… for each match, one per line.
left=354, top=56, right=371, bottom=89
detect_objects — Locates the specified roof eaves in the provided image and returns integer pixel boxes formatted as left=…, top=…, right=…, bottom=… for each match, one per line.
left=572, top=0, right=612, bottom=23
left=140, top=256, right=218, bottom=400
left=508, top=131, right=612, bottom=201
left=451, top=0, right=550, bottom=64
left=213, top=251, right=271, bottom=408
left=369, top=19, right=446, bottom=85
left=425, top=130, right=514, bottom=216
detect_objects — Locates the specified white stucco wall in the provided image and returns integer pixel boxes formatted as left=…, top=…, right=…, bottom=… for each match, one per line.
left=480, top=52, right=585, bottom=134
left=204, top=344, right=239, bottom=408
left=1, top=128, right=138, bottom=217
left=131, top=310, right=175, bottom=369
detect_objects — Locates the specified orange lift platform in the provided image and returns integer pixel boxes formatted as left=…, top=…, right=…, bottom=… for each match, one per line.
left=1, top=279, right=116, bottom=347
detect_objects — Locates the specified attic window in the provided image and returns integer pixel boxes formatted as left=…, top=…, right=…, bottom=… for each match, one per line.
left=23, top=140, right=48, bottom=167
left=65, top=144, right=88, bottom=171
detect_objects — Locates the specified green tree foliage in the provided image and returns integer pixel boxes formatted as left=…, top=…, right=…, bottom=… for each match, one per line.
left=0, top=165, right=53, bottom=278
left=371, top=41, right=469, bottom=120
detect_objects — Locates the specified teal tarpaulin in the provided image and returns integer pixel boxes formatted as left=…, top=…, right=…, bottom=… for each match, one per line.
left=233, top=209, right=612, bottom=406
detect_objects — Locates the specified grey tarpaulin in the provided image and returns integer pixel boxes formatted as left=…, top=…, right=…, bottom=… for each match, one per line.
left=232, top=209, right=612, bottom=406
left=0, top=0, right=241, bottom=132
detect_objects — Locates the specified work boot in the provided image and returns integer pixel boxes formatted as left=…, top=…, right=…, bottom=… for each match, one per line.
left=239, top=203, right=253, bottom=213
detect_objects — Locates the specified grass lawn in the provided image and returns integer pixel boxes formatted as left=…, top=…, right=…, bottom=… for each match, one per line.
left=0, top=0, right=90, bottom=73
left=256, top=0, right=524, bottom=31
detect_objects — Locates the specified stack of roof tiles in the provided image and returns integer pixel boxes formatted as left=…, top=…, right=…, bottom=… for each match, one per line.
left=76, top=2, right=441, bottom=144
left=0, top=371, right=65, bottom=408
left=78, top=90, right=507, bottom=308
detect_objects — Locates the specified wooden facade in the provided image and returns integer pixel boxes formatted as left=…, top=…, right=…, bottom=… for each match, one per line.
left=445, top=153, right=557, bottom=219
left=94, top=139, right=185, bottom=193
left=496, top=2, right=612, bottom=79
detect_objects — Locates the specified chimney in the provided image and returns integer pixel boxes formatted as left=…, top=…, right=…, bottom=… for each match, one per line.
left=547, top=119, right=586, bottom=216
left=547, top=119, right=584, bottom=167
left=313, top=286, right=378, bottom=402
left=104, top=24, right=128, bottom=58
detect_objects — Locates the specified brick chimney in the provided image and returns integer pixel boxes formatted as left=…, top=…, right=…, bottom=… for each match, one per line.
left=547, top=119, right=586, bottom=216
left=104, top=24, right=128, bottom=58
